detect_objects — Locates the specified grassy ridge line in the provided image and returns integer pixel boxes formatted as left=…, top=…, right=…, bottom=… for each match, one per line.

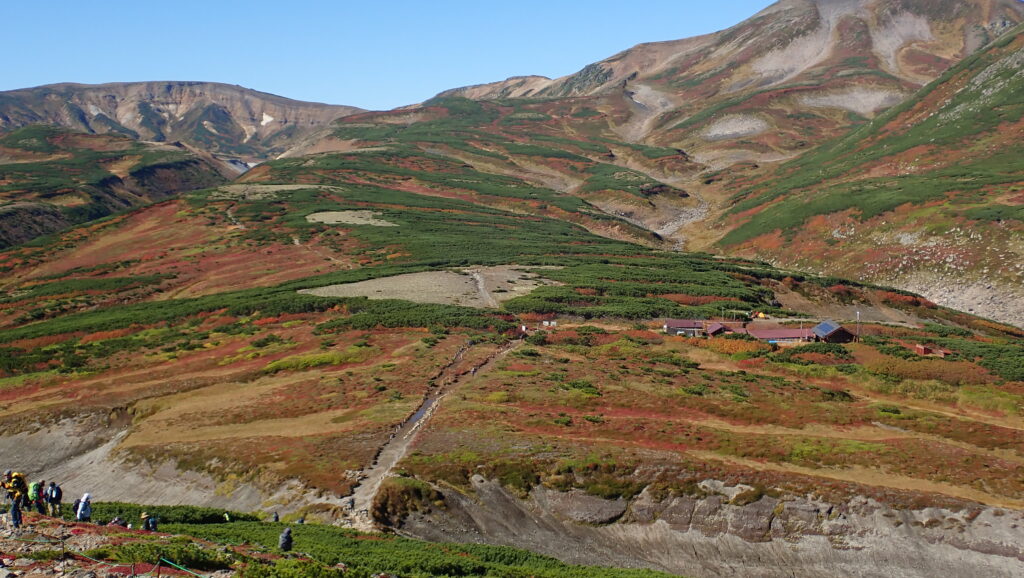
left=328, top=98, right=681, bottom=202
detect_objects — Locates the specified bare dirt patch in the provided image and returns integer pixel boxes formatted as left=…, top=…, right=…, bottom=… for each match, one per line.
left=100, top=155, right=142, bottom=178
left=282, top=137, right=391, bottom=157
left=306, top=210, right=397, bottom=227
left=702, top=115, right=770, bottom=141
left=799, top=87, right=906, bottom=116
left=299, top=266, right=559, bottom=309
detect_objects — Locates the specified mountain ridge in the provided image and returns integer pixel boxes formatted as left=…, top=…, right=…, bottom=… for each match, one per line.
left=0, top=80, right=364, bottom=163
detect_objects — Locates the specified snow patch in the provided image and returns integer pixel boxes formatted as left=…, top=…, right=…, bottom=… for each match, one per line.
left=87, top=104, right=103, bottom=117
left=201, top=120, right=220, bottom=136
left=261, top=112, right=275, bottom=126
left=702, top=115, right=770, bottom=141
left=799, top=87, right=905, bottom=116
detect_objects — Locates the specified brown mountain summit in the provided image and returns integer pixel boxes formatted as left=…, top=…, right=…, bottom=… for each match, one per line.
left=0, top=81, right=363, bottom=163
left=440, top=0, right=1023, bottom=157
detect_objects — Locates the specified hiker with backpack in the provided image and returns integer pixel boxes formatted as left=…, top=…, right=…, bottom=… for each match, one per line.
left=44, top=482, right=62, bottom=517
left=76, top=493, right=92, bottom=522
left=1, top=470, right=27, bottom=529
left=140, top=512, right=158, bottom=532
left=279, top=527, right=293, bottom=551
left=27, top=479, right=46, bottom=515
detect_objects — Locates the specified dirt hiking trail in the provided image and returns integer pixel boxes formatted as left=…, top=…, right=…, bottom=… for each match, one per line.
left=343, top=340, right=522, bottom=531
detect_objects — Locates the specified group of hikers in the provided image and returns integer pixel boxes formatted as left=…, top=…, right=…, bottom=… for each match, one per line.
left=1, top=469, right=156, bottom=532
left=4, top=469, right=294, bottom=551
left=1, top=470, right=65, bottom=529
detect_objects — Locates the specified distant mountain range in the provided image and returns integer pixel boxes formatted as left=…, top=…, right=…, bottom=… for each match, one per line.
left=0, top=81, right=363, bottom=163
left=0, top=125, right=229, bottom=247
left=0, top=0, right=1022, bottom=324
left=439, top=0, right=1024, bottom=162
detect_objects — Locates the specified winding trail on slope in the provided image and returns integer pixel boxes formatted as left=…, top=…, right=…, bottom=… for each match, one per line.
left=343, top=339, right=522, bottom=531
left=225, top=206, right=246, bottom=229
left=468, top=269, right=500, bottom=309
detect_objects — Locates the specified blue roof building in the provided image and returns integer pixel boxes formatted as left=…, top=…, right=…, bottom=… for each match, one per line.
left=812, top=320, right=855, bottom=343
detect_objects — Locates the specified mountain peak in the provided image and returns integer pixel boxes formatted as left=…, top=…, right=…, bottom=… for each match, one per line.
left=0, top=81, right=364, bottom=162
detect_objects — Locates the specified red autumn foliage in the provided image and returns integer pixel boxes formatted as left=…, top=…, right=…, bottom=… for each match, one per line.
left=685, top=337, right=771, bottom=355
left=827, top=284, right=856, bottom=298
left=620, top=330, right=664, bottom=344
left=517, top=312, right=556, bottom=323
left=79, top=328, right=134, bottom=344
left=876, top=290, right=937, bottom=309
left=504, top=363, right=537, bottom=372
left=546, top=330, right=582, bottom=344
left=8, top=333, right=82, bottom=350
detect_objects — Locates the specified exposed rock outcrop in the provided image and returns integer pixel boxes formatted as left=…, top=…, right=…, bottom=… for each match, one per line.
left=399, top=477, right=1024, bottom=578
left=0, top=415, right=345, bottom=520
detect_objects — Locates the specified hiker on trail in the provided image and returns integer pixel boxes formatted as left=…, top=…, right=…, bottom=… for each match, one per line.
left=109, top=516, right=127, bottom=527
left=140, top=512, right=157, bottom=531
left=223, top=512, right=231, bottom=523
left=272, top=511, right=279, bottom=523
left=27, top=479, right=46, bottom=515
left=279, top=527, right=293, bottom=551
left=44, top=482, right=62, bottom=517
left=2, top=470, right=27, bottom=529
left=76, top=493, right=92, bottom=522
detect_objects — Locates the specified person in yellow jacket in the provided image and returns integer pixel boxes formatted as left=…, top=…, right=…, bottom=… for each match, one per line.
left=2, top=470, right=28, bottom=528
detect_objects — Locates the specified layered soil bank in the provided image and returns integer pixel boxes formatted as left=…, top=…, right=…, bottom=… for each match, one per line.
left=400, top=477, right=1024, bottom=578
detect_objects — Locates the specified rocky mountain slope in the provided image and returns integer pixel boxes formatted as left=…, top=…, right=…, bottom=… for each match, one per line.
left=440, top=0, right=1023, bottom=159
left=421, top=0, right=1024, bottom=326
left=719, top=21, right=1024, bottom=326
left=0, top=125, right=229, bottom=247
left=0, top=81, right=363, bottom=163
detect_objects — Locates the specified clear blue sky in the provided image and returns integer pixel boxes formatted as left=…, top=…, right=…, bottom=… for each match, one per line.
left=5, top=1, right=775, bottom=111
